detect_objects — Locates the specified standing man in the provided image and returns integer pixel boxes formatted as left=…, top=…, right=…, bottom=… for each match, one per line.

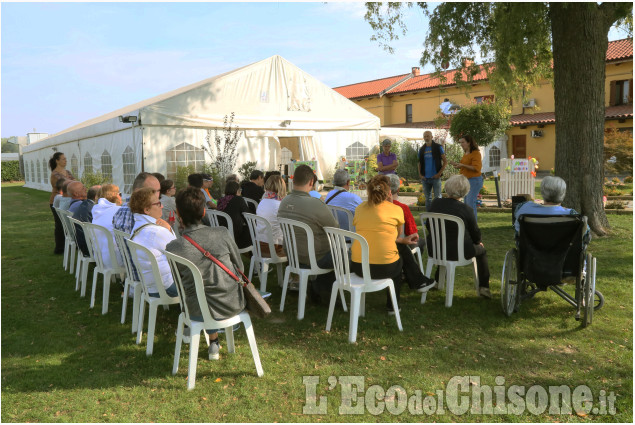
left=418, top=130, right=447, bottom=211
left=376, top=139, right=398, bottom=175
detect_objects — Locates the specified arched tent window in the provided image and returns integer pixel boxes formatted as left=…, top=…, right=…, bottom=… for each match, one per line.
left=165, top=142, right=205, bottom=180
left=36, top=160, right=41, bottom=183
left=122, top=146, right=136, bottom=194
left=101, top=150, right=112, bottom=181
left=489, top=146, right=501, bottom=168
left=71, top=154, right=79, bottom=177
left=30, top=161, right=35, bottom=182
left=345, top=141, right=370, bottom=161
left=42, top=159, right=48, bottom=183
left=24, top=162, right=29, bottom=182
left=280, top=147, right=292, bottom=165
left=84, top=153, right=93, bottom=175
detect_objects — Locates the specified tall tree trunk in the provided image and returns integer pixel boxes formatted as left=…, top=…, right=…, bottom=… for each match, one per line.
left=549, top=3, right=614, bottom=235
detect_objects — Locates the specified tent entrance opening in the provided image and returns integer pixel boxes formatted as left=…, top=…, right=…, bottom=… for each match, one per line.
left=278, top=137, right=301, bottom=164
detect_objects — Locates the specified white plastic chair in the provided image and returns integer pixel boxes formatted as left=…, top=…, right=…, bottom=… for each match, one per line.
left=84, top=223, right=126, bottom=314
left=55, top=208, right=77, bottom=274
left=206, top=209, right=255, bottom=269
left=68, top=217, right=96, bottom=296
left=419, top=212, right=479, bottom=307
left=164, top=250, right=264, bottom=390
left=326, top=205, right=355, bottom=232
left=324, top=227, right=402, bottom=343
left=113, top=229, right=143, bottom=333
left=243, top=213, right=288, bottom=292
left=244, top=197, right=259, bottom=212
left=278, top=217, right=345, bottom=320
left=125, top=238, right=180, bottom=356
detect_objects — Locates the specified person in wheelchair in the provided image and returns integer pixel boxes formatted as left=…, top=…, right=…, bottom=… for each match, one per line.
left=514, top=176, right=590, bottom=245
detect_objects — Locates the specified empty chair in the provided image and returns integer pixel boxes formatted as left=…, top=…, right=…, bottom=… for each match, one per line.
left=125, top=238, right=180, bottom=356
left=243, top=213, right=288, bottom=292
left=84, top=223, right=126, bottom=314
left=419, top=212, right=479, bottom=307
left=324, top=227, right=402, bottom=343
left=68, top=217, right=96, bottom=296
left=113, top=229, right=143, bottom=332
left=278, top=217, right=344, bottom=320
left=55, top=208, right=77, bottom=274
left=164, top=250, right=263, bottom=390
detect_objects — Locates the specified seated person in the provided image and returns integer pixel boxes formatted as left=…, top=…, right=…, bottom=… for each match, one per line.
left=166, top=187, right=246, bottom=360
left=325, top=169, right=362, bottom=230
left=72, top=185, right=101, bottom=257
left=514, top=176, right=590, bottom=243
left=388, top=174, right=423, bottom=250
left=217, top=181, right=252, bottom=250
left=255, top=175, right=287, bottom=258
left=308, top=173, right=322, bottom=200
left=160, top=179, right=178, bottom=233
left=52, top=178, right=66, bottom=209
left=92, top=184, right=124, bottom=267
left=129, top=187, right=178, bottom=297
left=427, top=175, right=491, bottom=298
left=352, top=175, right=435, bottom=314
left=241, top=169, right=265, bottom=208
left=189, top=173, right=217, bottom=210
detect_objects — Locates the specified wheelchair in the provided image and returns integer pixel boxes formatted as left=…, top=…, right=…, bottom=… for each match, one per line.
left=501, top=214, right=604, bottom=327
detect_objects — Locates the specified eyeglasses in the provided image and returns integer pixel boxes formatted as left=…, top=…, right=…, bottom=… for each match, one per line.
left=151, top=201, right=162, bottom=207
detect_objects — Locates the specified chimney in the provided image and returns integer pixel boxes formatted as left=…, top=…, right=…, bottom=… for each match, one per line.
left=461, top=58, right=474, bottom=68
left=411, top=67, right=420, bottom=76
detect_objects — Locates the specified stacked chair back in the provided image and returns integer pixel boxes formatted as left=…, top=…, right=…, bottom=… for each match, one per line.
left=277, top=217, right=341, bottom=320
left=84, top=223, right=126, bottom=315
left=124, top=238, right=180, bottom=356
left=55, top=208, right=76, bottom=273
left=163, top=250, right=264, bottom=390
left=419, top=212, right=479, bottom=307
left=243, top=213, right=287, bottom=292
left=244, top=197, right=259, bottom=212
left=323, top=227, right=402, bottom=343
left=113, top=229, right=143, bottom=332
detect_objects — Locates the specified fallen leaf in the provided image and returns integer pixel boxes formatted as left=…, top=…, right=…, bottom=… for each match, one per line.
left=215, top=378, right=222, bottom=382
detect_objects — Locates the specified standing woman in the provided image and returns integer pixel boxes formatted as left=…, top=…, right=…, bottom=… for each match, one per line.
left=450, top=135, right=482, bottom=220
left=49, top=152, right=75, bottom=254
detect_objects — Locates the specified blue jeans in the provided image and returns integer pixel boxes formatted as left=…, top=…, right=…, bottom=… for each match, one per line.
left=149, top=282, right=178, bottom=298
left=464, top=175, right=483, bottom=221
left=422, top=178, right=442, bottom=211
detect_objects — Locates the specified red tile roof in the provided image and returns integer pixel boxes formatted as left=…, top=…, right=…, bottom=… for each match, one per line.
left=510, top=112, right=556, bottom=126
left=333, top=74, right=409, bottom=99
left=605, top=104, right=633, bottom=119
left=606, top=38, right=633, bottom=62
left=387, top=66, right=490, bottom=95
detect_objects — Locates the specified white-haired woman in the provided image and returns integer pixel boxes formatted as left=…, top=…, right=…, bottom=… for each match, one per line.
left=427, top=175, right=491, bottom=298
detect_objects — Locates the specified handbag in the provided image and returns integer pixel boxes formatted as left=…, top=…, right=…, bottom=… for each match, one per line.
left=182, top=235, right=271, bottom=318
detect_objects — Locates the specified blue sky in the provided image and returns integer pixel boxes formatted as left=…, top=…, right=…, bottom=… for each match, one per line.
left=1, top=2, right=628, bottom=138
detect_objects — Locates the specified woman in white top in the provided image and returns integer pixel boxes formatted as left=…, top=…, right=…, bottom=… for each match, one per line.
left=255, top=175, right=287, bottom=258
left=129, top=187, right=178, bottom=297
left=92, top=184, right=123, bottom=268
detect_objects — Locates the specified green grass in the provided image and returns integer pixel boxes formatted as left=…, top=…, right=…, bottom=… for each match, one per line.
left=2, top=183, right=632, bottom=422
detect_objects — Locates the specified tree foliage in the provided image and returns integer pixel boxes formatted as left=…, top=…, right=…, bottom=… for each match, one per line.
left=448, top=101, right=510, bottom=146
left=2, top=140, right=20, bottom=153
left=604, top=127, right=633, bottom=175
left=1, top=161, right=22, bottom=181
left=80, top=171, right=111, bottom=188
left=204, top=113, right=240, bottom=184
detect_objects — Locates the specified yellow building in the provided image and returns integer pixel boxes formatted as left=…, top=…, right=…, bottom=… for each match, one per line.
left=334, top=39, right=633, bottom=172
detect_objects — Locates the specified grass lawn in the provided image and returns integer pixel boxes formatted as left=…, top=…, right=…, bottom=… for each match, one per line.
left=2, top=183, right=632, bottom=422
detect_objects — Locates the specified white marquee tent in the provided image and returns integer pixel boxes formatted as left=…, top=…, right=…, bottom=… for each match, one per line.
left=22, top=55, right=380, bottom=194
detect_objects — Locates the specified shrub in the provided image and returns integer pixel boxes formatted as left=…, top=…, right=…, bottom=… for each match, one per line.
left=611, top=177, right=621, bottom=184
left=397, top=140, right=421, bottom=182
left=80, top=171, right=110, bottom=188
left=238, top=161, right=258, bottom=182
left=416, top=194, right=426, bottom=206
left=449, top=101, right=511, bottom=146
left=603, top=185, right=622, bottom=196
left=442, top=142, right=464, bottom=180
left=604, top=126, right=633, bottom=174
left=605, top=201, right=625, bottom=210
left=479, top=186, right=490, bottom=195
left=175, top=165, right=196, bottom=191
left=624, top=176, right=633, bottom=184
left=1, top=161, right=22, bottom=181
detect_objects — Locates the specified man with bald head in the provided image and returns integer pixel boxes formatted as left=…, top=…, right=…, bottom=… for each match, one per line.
left=67, top=181, right=88, bottom=214
left=418, top=130, right=447, bottom=211
left=113, top=172, right=167, bottom=234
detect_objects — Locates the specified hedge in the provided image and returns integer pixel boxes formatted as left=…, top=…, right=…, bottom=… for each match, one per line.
left=1, top=161, right=23, bottom=181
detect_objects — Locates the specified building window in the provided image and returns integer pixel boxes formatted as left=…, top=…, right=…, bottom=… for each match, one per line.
left=610, top=79, right=633, bottom=106
left=36, top=160, right=41, bottom=183
left=42, top=159, right=48, bottom=183
left=84, top=153, right=93, bottom=175
left=71, top=154, right=79, bottom=177
left=345, top=141, right=370, bottom=161
left=101, top=150, right=113, bottom=181
left=405, top=104, right=413, bottom=123
left=165, top=142, right=205, bottom=180
left=489, top=146, right=501, bottom=168
left=122, top=146, right=136, bottom=194
left=474, top=95, right=495, bottom=104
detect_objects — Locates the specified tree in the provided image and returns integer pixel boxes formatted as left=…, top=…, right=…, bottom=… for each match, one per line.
left=448, top=101, right=510, bottom=146
left=203, top=112, right=240, bottom=192
left=1, top=139, right=19, bottom=153
left=365, top=2, right=632, bottom=235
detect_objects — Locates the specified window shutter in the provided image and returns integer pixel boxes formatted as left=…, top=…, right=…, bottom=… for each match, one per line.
left=609, top=80, right=617, bottom=106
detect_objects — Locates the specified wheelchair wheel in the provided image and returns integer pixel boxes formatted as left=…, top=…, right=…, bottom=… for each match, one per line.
left=582, top=254, right=595, bottom=327
left=501, top=249, right=519, bottom=317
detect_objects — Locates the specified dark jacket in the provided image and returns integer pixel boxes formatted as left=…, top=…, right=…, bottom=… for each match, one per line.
left=166, top=224, right=246, bottom=320
left=72, top=199, right=95, bottom=256
left=218, top=196, right=252, bottom=249
left=241, top=181, right=265, bottom=207
left=419, top=142, right=443, bottom=177
left=427, top=197, right=481, bottom=260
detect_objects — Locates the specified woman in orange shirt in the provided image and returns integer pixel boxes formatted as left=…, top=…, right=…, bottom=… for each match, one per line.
left=450, top=135, right=482, bottom=220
